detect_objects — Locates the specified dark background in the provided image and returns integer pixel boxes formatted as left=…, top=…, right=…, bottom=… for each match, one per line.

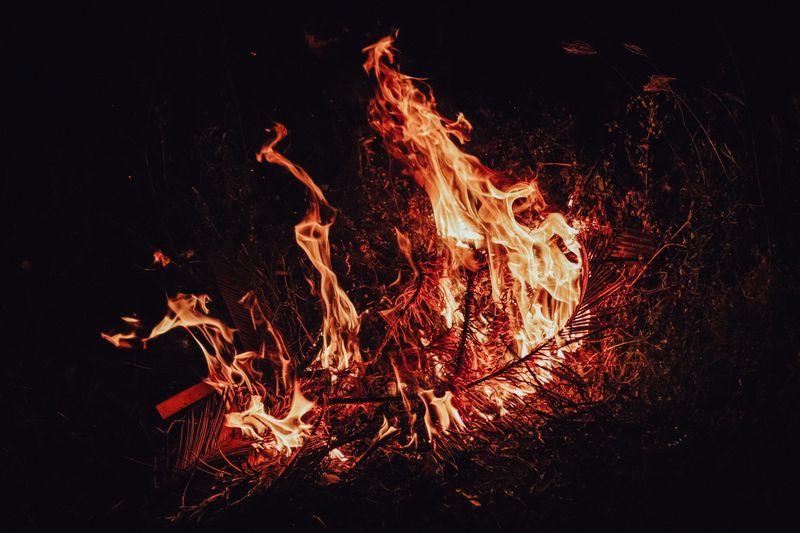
left=4, top=2, right=799, bottom=531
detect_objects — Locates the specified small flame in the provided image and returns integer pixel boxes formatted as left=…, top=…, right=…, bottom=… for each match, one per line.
left=394, top=227, right=418, bottom=279
left=375, top=415, right=399, bottom=442
left=153, top=250, right=171, bottom=267
left=328, top=448, right=349, bottom=462
left=419, top=389, right=466, bottom=444
left=100, top=331, right=136, bottom=348
left=239, top=290, right=293, bottom=391
left=224, top=384, right=315, bottom=456
left=144, top=293, right=262, bottom=393
left=391, top=358, right=418, bottom=448
left=101, top=316, right=141, bottom=348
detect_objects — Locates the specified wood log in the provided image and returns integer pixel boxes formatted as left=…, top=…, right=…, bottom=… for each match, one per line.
left=156, top=381, right=215, bottom=419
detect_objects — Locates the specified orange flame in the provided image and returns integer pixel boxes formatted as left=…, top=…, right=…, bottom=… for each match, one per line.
left=419, top=389, right=466, bottom=444
left=153, top=249, right=171, bottom=267
left=375, top=415, right=399, bottom=442
left=239, top=290, right=293, bottom=391
left=100, top=331, right=136, bottom=348
left=364, top=35, right=583, bottom=376
left=102, top=36, right=607, bottom=480
left=144, top=293, right=262, bottom=393
left=104, top=292, right=317, bottom=457
left=391, top=357, right=419, bottom=448
left=256, top=124, right=361, bottom=373
left=101, top=316, right=141, bottom=348
left=394, top=227, right=418, bottom=279
left=224, top=384, right=315, bottom=456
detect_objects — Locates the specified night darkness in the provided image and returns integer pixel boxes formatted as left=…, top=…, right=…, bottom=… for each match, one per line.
left=4, top=3, right=800, bottom=531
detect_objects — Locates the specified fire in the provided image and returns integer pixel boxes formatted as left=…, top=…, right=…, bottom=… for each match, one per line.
left=103, top=291, right=317, bottom=456
left=224, top=385, right=315, bottom=456
left=328, top=448, right=349, bottom=462
left=101, top=316, right=140, bottom=348
left=239, top=290, right=293, bottom=391
left=99, top=34, right=648, bottom=518
left=256, top=124, right=362, bottom=373
left=419, top=389, right=466, bottom=444
left=100, top=331, right=136, bottom=349
left=363, top=35, right=583, bottom=375
left=153, top=250, right=171, bottom=267
left=144, top=293, right=263, bottom=394
left=375, top=416, right=399, bottom=442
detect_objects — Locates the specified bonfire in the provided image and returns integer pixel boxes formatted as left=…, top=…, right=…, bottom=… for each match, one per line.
left=103, top=34, right=660, bottom=521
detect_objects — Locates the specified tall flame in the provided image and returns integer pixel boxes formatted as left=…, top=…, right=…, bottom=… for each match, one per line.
left=256, top=124, right=361, bottom=373
left=363, top=35, right=583, bottom=364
